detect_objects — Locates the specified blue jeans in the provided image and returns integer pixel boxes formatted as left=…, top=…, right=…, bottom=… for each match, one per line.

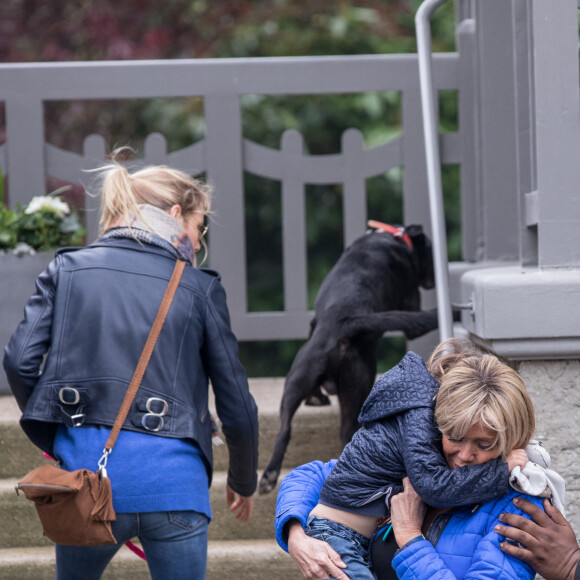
left=55, top=511, right=209, bottom=580
left=305, top=516, right=376, bottom=580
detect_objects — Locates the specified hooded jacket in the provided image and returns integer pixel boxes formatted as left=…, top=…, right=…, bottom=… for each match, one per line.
left=3, top=236, right=258, bottom=496
left=318, top=351, right=508, bottom=513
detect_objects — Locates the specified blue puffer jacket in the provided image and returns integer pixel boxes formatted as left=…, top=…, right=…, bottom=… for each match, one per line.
left=275, top=460, right=540, bottom=579
left=319, top=352, right=508, bottom=513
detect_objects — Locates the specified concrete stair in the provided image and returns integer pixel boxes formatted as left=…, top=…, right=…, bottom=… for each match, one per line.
left=0, top=378, right=342, bottom=579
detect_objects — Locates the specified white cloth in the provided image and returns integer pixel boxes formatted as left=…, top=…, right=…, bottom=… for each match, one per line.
left=509, top=439, right=566, bottom=515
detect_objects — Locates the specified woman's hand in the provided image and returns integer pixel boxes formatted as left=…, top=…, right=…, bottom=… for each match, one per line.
left=495, top=497, right=580, bottom=580
left=287, top=520, right=349, bottom=579
left=226, top=484, right=254, bottom=521
left=391, top=477, right=427, bottom=548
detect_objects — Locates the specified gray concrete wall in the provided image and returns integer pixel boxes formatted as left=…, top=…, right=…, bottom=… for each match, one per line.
left=517, top=360, right=580, bottom=533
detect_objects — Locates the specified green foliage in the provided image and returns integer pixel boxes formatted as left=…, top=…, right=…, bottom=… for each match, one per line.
left=0, top=182, right=86, bottom=253
left=0, top=171, right=19, bottom=250
left=15, top=207, right=86, bottom=252
left=245, top=173, right=283, bottom=313
left=239, top=340, right=306, bottom=378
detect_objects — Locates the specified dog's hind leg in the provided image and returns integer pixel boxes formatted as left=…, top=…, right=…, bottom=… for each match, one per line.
left=348, top=309, right=439, bottom=340
left=259, top=328, right=331, bottom=494
left=259, top=378, right=311, bottom=494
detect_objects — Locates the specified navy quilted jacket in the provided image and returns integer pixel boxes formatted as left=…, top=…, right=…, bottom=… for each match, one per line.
left=319, top=351, right=509, bottom=512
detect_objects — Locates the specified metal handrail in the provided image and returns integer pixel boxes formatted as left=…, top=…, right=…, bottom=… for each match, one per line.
left=415, top=0, right=454, bottom=341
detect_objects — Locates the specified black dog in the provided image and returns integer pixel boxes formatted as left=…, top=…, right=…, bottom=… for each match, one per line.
left=258, top=223, right=440, bottom=494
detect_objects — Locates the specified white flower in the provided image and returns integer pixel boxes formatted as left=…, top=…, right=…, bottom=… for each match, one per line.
left=12, top=242, right=36, bottom=256
left=25, top=196, right=70, bottom=217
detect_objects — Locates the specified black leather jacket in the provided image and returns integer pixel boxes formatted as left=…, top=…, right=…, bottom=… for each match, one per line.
left=3, top=237, right=258, bottom=496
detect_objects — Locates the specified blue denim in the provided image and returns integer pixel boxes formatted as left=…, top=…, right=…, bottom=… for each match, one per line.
left=305, top=516, right=376, bottom=580
left=55, top=511, right=209, bottom=580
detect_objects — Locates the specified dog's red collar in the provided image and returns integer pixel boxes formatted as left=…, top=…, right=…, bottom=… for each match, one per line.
left=367, top=220, right=412, bottom=250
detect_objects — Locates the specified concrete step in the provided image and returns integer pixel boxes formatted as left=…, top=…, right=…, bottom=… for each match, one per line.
left=0, top=396, right=48, bottom=480
left=0, top=378, right=342, bottom=479
left=213, top=378, right=342, bottom=475
left=0, top=469, right=288, bottom=549
left=0, top=540, right=301, bottom=580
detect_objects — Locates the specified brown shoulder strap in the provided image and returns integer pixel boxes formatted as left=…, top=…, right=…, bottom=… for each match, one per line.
left=104, top=260, right=186, bottom=451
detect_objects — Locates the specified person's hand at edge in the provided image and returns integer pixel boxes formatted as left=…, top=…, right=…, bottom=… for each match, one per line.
left=495, top=497, right=580, bottom=580
left=226, top=484, right=254, bottom=521
left=391, top=477, right=427, bottom=548
left=287, top=519, right=349, bottom=579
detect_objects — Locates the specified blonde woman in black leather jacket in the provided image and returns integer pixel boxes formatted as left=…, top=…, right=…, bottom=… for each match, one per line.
left=4, top=153, right=259, bottom=580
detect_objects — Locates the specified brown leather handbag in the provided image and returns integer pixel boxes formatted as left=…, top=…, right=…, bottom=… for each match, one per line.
left=15, top=260, right=185, bottom=546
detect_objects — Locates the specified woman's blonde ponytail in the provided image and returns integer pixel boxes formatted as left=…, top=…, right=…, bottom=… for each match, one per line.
left=99, top=162, right=144, bottom=234
left=92, top=148, right=212, bottom=237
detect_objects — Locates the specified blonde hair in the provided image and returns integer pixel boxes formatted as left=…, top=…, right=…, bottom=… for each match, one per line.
left=429, top=338, right=535, bottom=459
left=95, top=149, right=211, bottom=236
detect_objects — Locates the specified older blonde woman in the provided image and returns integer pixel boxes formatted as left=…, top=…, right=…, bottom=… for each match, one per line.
left=275, top=338, right=546, bottom=580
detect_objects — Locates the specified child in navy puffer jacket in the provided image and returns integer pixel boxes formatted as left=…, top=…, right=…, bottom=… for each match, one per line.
left=303, top=338, right=532, bottom=580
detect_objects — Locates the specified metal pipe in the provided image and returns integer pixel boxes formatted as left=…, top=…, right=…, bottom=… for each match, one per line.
left=415, top=0, right=454, bottom=341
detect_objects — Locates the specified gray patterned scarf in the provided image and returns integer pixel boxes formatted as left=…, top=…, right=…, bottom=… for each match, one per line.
left=100, top=204, right=195, bottom=265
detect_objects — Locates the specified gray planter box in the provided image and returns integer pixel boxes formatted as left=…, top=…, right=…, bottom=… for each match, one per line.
left=0, top=253, right=55, bottom=394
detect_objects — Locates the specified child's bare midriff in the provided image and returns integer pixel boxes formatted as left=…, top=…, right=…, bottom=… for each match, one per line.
left=309, top=503, right=379, bottom=538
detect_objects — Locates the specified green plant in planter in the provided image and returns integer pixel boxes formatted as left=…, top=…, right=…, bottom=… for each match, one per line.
left=0, top=173, right=19, bottom=251
left=0, top=171, right=86, bottom=254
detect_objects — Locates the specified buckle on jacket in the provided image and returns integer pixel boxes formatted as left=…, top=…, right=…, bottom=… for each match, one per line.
left=70, top=413, right=85, bottom=427
left=58, top=387, right=81, bottom=405
left=146, top=397, right=169, bottom=415
left=142, top=414, right=164, bottom=432
left=58, top=405, right=86, bottom=427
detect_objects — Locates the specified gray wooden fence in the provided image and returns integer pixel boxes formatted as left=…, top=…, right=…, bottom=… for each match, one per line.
left=0, top=52, right=469, bottom=342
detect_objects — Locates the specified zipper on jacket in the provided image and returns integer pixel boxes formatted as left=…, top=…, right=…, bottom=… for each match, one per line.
left=425, top=510, right=454, bottom=546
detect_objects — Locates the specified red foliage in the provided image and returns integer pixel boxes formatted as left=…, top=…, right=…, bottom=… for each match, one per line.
left=0, top=0, right=416, bottom=62
left=0, top=0, right=252, bottom=61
